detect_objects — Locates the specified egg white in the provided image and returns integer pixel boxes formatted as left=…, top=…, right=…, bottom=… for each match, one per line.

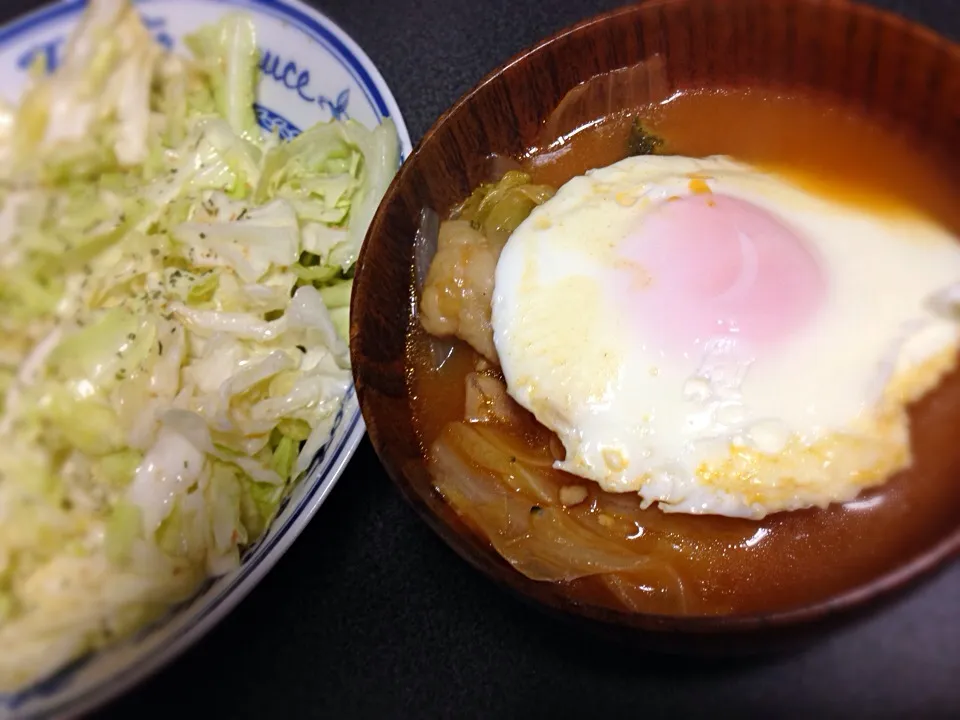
left=491, top=155, right=960, bottom=518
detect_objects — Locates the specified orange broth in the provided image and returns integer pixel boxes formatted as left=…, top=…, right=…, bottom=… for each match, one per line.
left=408, top=89, right=960, bottom=616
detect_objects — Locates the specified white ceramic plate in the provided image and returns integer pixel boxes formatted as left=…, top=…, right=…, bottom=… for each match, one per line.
left=0, top=1, right=411, bottom=718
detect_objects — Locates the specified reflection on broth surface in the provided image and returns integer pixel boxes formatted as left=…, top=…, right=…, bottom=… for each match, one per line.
left=408, top=88, right=960, bottom=616
left=529, top=88, right=960, bottom=228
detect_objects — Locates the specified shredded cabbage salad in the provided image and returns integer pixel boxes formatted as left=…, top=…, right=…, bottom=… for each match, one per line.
left=0, top=0, right=398, bottom=691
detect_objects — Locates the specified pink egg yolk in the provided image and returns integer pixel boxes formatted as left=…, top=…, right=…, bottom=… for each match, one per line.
left=622, top=193, right=825, bottom=352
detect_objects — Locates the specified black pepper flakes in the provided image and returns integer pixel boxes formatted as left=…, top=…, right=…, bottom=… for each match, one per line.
left=296, top=344, right=307, bottom=354
left=158, top=341, right=164, bottom=356
left=530, top=505, right=542, bottom=515
left=199, top=232, right=206, bottom=239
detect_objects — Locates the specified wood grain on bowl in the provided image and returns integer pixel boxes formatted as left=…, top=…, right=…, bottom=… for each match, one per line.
left=351, top=0, right=960, bottom=653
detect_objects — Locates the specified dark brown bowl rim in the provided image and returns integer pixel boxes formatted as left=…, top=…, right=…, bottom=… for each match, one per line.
left=353, top=0, right=960, bottom=634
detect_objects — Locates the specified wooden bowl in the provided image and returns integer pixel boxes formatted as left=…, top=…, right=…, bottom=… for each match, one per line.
left=351, top=0, right=960, bottom=654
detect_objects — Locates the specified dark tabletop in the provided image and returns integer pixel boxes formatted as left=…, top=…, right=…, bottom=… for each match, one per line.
left=5, top=0, right=960, bottom=718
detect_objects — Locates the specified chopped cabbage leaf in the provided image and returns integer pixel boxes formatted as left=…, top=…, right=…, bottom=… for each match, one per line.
left=0, top=0, right=400, bottom=693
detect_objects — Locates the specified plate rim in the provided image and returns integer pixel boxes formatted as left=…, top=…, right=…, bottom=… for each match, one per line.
left=0, top=0, right=412, bottom=716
